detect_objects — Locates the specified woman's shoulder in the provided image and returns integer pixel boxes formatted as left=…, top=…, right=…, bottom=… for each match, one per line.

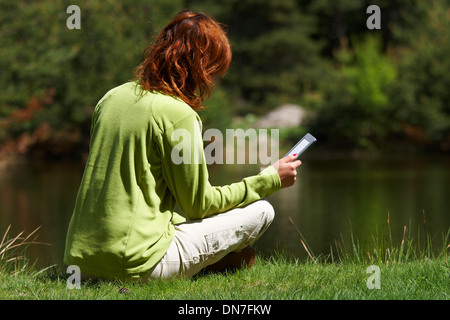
left=144, top=89, right=199, bottom=130
left=151, top=91, right=194, bottom=116
left=100, top=82, right=199, bottom=131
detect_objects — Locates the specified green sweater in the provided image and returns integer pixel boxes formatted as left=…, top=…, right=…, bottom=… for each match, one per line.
left=63, top=82, right=281, bottom=279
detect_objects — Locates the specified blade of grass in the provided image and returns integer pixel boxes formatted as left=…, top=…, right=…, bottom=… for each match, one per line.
left=0, top=225, right=48, bottom=275
left=349, top=220, right=361, bottom=263
left=0, top=225, right=12, bottom=251
left=288, top=216, right=317, bottom=263
left=0, top=230, right=25, bottom=259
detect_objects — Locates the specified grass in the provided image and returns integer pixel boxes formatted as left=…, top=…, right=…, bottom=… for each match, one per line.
left=0, top=225, right=46, bottom=276
left=0, top=220, right=449, bottom=300
left=289, top=212, right=450, bottom=266
left=1, top=255, right=449, bottom=300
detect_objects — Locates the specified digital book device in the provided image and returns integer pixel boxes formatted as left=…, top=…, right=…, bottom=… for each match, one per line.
left=283, top=133, right=317, bottom=160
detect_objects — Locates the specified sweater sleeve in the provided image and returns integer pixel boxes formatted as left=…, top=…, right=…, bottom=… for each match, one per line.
left=158, top=113, right=281, bottom=220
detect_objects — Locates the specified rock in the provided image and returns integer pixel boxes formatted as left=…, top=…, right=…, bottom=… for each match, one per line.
left=254, top=104, right=305, bottom=128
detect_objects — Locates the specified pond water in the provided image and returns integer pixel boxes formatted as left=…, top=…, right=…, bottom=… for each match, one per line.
left=1, top=155, right=449, bottom=269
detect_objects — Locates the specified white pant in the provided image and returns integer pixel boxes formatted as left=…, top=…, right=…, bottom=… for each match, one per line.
left=147, top=200, right=275, bottom=279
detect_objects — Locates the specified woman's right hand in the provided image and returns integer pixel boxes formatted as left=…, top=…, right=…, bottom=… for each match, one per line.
left=272, top=154, right=302, bottom=188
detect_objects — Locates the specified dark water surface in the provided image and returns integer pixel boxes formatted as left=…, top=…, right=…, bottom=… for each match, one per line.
left=1, top=155, right=449, bottom=268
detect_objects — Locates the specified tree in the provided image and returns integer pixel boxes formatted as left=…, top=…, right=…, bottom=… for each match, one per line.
left=310, top=36, right=397, bottom=149
left=0, top=0, right=181, bottom=159
left=185, top=0, right=325, bottom=114
left=389, top=0, right=450, bottom=151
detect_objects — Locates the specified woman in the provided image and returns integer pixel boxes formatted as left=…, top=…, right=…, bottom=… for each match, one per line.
left=64, top=10, right=301, bottom=280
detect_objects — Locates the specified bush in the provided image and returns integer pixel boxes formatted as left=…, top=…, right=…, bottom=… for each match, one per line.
left=0, top=0, right=181, bottom=159
left=389, top=0, right=450, bottom=152
left=311, top=36, right=397, bottom=150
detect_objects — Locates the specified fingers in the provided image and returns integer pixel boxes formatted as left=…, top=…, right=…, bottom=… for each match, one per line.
left=278, top=155, right=302, bottom=171
left=280, top=154, right=297, bottom=163
left=285, top=154, right=302, bottom=168
left=291, top=159, right=302, bottom=169
left=288, top=154, right=298, bottom=162
left=275, top=154, right=304, bottom=188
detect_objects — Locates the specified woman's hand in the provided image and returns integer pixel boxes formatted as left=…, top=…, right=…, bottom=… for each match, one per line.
left=272, top=154, right=302, bottom=188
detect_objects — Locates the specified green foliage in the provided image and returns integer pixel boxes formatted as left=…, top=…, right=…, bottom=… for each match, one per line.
left=0, top=0, right=181, bottom=158
left=311, top=36, right=397, bottom=149
left=0, top=0, right=449, bottom=158
left=389, top=0, right=450, bottom=151
left=343, top=38, right=396, bottom=110
left=308, top=0, right=450, bottom=152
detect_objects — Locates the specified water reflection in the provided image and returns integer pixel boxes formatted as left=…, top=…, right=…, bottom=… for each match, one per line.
left=0, top=161, right=84, bottom=268
left=0, top=156, right=449, bottom=268
left=210, top=157, right=450, bottom=260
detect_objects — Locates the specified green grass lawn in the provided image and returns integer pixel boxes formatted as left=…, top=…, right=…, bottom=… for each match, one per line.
left=1, top=254, right=448, bottom=300
left=1, top=224, right=449, bottom=301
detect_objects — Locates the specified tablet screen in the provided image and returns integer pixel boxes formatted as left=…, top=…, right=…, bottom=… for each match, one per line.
left=290, top=139, right=309, bottom=156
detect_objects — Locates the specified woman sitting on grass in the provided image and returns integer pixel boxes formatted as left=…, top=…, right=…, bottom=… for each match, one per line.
left=64, top=9, right=301, bottom=280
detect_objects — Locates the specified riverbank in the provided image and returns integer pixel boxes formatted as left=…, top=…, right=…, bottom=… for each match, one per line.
left=0, top=255, right=448, bottom=300
left=1, top=205, right=449, bottom=301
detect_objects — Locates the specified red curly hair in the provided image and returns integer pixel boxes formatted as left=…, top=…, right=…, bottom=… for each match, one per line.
left=134, top=10, right=232, bottom=110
